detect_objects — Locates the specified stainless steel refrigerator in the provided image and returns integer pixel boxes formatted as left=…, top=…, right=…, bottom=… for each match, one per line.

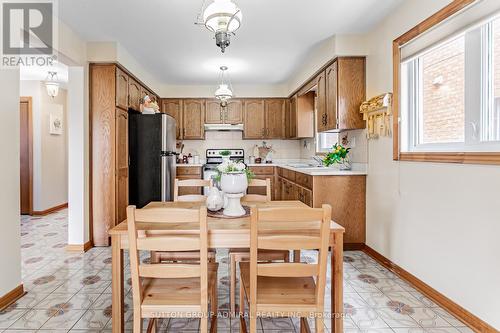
left=129, top=113, right=176, bottom=208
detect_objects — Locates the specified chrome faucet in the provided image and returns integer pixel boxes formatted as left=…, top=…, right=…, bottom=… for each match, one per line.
left=312, top=155, right=324, bottom=166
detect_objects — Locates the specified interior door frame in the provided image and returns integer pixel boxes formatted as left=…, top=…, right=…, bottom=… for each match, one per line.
left=20, top=96, right=33, bottom=215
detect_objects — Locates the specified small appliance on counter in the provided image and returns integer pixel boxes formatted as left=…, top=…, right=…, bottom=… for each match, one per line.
left=202, top=149, right=245, bottom=195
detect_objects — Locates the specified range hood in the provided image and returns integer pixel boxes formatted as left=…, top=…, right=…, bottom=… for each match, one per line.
left=204, top=123, right=244, bottom=131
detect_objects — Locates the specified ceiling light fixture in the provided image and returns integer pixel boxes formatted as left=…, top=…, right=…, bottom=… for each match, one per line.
left=215, top=66, right=233, bottom=106
left=196, top=0, right=242, bottom=53
left=45, top=71, right=59, bottom=98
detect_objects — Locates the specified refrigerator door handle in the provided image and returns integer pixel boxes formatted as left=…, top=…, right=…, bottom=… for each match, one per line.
left=161, top=156, right=167, bottom=201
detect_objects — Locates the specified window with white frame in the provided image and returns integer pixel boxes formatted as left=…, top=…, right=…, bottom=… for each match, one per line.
left=316, top=132, right=338, bottom=153
left=400, top=15, right=500, bottom=153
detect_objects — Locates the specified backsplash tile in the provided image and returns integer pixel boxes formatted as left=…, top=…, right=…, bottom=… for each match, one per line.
left=180, top=131, right=302, bottom=160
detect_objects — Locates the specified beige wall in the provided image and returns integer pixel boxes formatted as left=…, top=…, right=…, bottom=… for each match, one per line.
left=20, top=81, right=68, bottom=211
left=0, top=68, right=22, bottom=297
left=365, top=0, right=500, bottom=329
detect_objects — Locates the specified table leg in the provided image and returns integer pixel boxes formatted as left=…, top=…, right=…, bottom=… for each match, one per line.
left=112, top=235, right=124, bottom=333
left=331, top=232, right=343, bottom=333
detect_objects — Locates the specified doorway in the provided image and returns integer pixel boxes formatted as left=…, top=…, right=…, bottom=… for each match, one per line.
left=20, top=97, right=33, bottom=215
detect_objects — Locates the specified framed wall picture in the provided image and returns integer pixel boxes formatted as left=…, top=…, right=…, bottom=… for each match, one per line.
left=49, top=111, right=63, bottom=135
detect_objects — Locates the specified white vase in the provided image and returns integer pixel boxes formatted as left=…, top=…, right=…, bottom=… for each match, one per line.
left=220, top=172, right=248, bottom=217
left=206, top=187, right=223, bottom=211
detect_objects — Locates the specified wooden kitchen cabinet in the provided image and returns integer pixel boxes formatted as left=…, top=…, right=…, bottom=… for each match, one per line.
left=325, top=61, right=338, bottom=130
left=161, top=99, right=183, bottom=140
left=205, top=100, right=224, bottom=124
left=90, top=63, right=158, bottom=246
left=206, top=99, right=243, bottom=124
left=115, top=108, right=129, bottom=225
left=265, top=99, right=285, bottom=139
left=176, top=166, right=202, bottom=196
left=115, top=68, right=129, bottom=110
left=286, top=96, right=297, bottom=139
left=316, top=70, right=327, bottom=133
left=224, top=99, right=243, bottom=124
left=243, top=99, right=266, bottom=139
left=292, top=93, right=315, bottom=139
left=128, top=78, right=142, bottom=111
left=182, top=99, right=205, bottom=140
left=337, top=57, right=366, bottom=130
left=277, top=166, right=366, bottom=247
left=243, top=99, right=287, bottom=139
left=317, top=57, right=366, bottom=132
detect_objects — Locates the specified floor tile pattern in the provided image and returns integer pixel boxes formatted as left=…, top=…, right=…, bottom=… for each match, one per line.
left=0, top=210, right=472, bottom=332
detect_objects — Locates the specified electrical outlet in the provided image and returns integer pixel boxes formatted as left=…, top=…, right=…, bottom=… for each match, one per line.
left=351, top=136, right=356, bottom=148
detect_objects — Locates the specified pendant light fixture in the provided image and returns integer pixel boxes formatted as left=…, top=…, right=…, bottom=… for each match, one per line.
left=45, top=71, right=59, bottom=98
left=196, top=0, right=242, bottom=53
left=215, top=66, right=233, bottom=106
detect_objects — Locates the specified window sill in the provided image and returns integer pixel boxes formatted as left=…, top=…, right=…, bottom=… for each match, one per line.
left=397, top=152, right=500, bottom=165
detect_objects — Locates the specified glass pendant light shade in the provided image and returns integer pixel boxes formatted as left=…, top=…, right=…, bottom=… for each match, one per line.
left=45, top=72, right=59, bottom=98
left=214, top=66, right=233, bottom=105
left=215, top=84, right=233, bottom=101
left=203, top=0, right=242, bottom=33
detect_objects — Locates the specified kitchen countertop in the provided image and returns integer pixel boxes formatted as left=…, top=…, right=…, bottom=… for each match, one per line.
left=176, top=164, right=204, bottom=167
left=247, top=160, right=367, bottom=176
left=176, top=160, right=368, bottom=176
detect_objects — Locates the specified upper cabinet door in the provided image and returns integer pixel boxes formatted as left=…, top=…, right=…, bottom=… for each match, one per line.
left=183, top=99, right=205, bottom=140
left=337, top=57, right=366, bottom=130
left=205, top=100, right=222, bottom=124
left=325, top=61, right=338, bottom=131
left=224, top=99, right=243, bottom=124
left=316, top=71, right=327, bottom=133
left=161, top=99, right=183, bottom=140
left=243, top=99, right=265, bottom=139
left=115, top=67, right=129, bottom=110
left=265, top=99, right=285, bottom=139
left=287, top=96, right=298, bottom=139
left=128, top=78, right=142, bottom=111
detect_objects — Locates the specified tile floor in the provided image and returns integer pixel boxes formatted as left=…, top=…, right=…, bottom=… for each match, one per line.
left=0, top=209, right=474, bottom=333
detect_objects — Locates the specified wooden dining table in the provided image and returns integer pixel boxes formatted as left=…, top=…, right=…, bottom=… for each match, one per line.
left=109, top=200, right=345, bottom=333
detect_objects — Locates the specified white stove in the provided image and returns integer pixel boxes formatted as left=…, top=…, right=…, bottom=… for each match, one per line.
left=203, top=149, right=245, bottom=194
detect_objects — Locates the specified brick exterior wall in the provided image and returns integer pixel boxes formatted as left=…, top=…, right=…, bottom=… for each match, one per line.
left=421, top=36, right=465, bottom=144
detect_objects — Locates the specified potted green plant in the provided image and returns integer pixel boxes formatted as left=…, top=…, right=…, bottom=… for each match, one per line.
left=322, top=143, right=352, bottom=170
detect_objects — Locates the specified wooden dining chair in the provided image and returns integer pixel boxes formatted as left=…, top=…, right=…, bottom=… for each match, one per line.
left=228, top=178, right=289, bottom=314
left=174, top=178, right=211, bottom=202
left=127, top=205, right=218, bottom=333
left=239, top=204, right=332, bottom=333
left=153, top=178, right=215, bottom=263
left=241, top=178, right=272, bottom=202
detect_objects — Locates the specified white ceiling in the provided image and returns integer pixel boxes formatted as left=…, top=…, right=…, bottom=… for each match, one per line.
left=20, top=61, right=69, bottom=83
left=58, top=0, right=404, bottom=85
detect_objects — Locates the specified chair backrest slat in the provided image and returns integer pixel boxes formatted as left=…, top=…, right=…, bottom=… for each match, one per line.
left=257, top=263, right=318, bottom=277
left=258, top=235, right=322, bottom=251
left=258, top=207, right=324, bottom=223
left=242, top=178, right=271, bottom=202
left=135, top=207, right=200, bottom=223
left=139, top=264, right=200, bottom=279
left=174, top=179, right=211, bottom=202
left=137, top=235, right=200, bottom=251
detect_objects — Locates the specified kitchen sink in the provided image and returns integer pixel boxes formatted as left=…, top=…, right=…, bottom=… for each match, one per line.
left=287, top=163, right=326, bottom=169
